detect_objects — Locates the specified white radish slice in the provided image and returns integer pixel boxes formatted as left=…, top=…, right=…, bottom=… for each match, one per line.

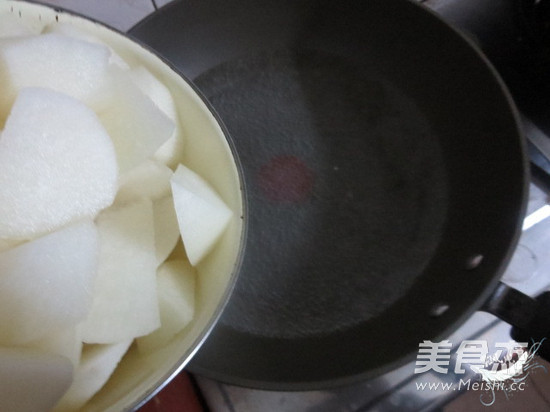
left=52, top=340, right=132, bottom=412
left=80, top=199, right=160, bottom=344
left=26, top=326, right=83, bottom=371
left=137, top=260, right=195, bottom=353
left=153, top=135, right=186, bottom=168
left=0, top=87, right=118, bottom=240
left=128, top=66, right=184, bottom=168
left=0, top=238, right=22, bottom=253
left=115, top=159, right=173, bottom=206
left=0, top=32, right=110, bottom=121
left=94, top=68, right=175, bottom=173
left=129, top=65, right=178, bottom=123
left=0, top=221, right=99, bottom=345
left=0, top=347, right=73, bottom=412
left=43, top=22, right=130, bottom=70
left=153, top=196, right=181, bottom=265
left=171, top=164, right=232, bottom=265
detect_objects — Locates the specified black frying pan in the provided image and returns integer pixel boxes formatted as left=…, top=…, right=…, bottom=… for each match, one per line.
left=130, top=0, right=541, bottom=390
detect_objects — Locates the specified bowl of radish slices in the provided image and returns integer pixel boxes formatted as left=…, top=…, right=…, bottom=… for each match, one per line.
left=0, top=1, right=245, bottom=411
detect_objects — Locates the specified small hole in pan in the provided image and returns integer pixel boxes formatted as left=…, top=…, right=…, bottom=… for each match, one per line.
left=430, top=303, right=450, bottom=317
left=465, top=254, right=484, bottom=270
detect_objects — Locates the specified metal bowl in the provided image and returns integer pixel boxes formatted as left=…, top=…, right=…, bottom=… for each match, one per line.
left=0, top=1, right=246, bottom=410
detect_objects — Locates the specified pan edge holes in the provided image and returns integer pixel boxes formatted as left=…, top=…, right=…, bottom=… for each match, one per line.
left=465, top=254, right=484, bottom=270
left=430, top=303, right=450, bottom=318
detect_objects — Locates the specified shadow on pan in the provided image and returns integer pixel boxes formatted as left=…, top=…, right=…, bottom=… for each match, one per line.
left=130, top=0, right=528, bottom=390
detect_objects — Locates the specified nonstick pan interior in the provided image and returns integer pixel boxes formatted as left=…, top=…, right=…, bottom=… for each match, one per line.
left=194, top=48, right=448, bottom=338
left=130, top=0, right=527, bottom=389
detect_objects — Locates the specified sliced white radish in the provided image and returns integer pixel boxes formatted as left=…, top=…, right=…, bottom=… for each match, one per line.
left=0, top=32, right=110, bottom=118
left=128, top=66, right=185, bottom=167
left=0, top=346, right=73, bottom=412
left=129, top=65, right=178, bottom=123
left=25, top=326, right=83, bottom=371
left=94, top=68, right=175, bottom=173
left=53, top=340, right=132, bottom=412
left=171, top=164, right=232, bottom=265
left=115, top=159, right=173, bottom=206
left=153, top=196, right=181, bottom=265
left=43, top=22, right=129, bottom=70
left=153, top=135, right=186, bottom=168
left=137, top=260, right=195, bottom=353
left=81, top=199, right=160, bottom=344
left=0, top=87, right=118, bottom=240
left=0, top=221, right=98, bottom=345
left=0, top=238, right=22, bottom=253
